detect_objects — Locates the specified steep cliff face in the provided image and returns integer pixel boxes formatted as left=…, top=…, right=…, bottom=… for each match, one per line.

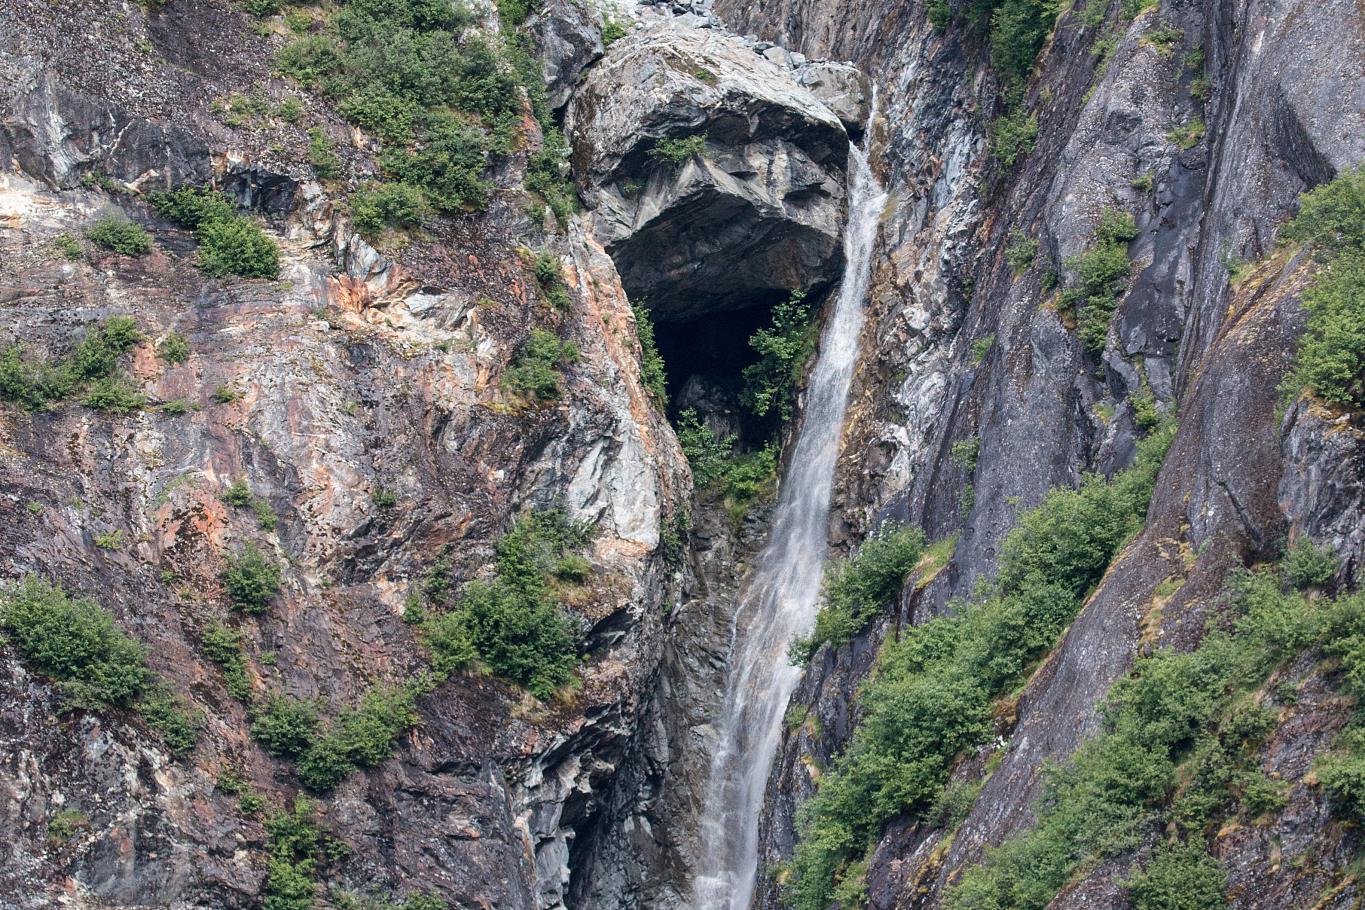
left=716, top=0, right=1365, bottom=908
left=0, top=1, right=696, bottom=908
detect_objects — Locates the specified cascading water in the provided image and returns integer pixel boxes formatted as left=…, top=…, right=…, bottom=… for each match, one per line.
left=691, top=101, right=886, bottom=910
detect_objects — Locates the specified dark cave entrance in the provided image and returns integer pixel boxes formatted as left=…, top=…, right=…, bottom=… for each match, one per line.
left=650, top=290, right=793, bottom=449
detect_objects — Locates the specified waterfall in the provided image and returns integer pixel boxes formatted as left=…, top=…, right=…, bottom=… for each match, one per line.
left=691, top=102, right=886, bottom=910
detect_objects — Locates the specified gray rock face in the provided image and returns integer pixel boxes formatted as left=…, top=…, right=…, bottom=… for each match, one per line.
left=526, top=0, right=606, bottom=112
left=564, top=24, right=849, bottom=321
left=795, top=61, right=870, bottom=133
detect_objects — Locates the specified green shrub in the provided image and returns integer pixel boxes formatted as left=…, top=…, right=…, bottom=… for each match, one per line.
left=47, top=809, right=89, bottom=842
left=794, top=525, right=926, bottom=663
left=741, top=289, right=817, bottom=425
left=138, top=683, right=203, bottom=755
left=420, top=511, right=589, bottom=700
left=253, top=695, right=321, bottom=758
left=0, top=576, right=149, bottom=710
left=198, top=217, right=281, bottom=278
left=307, top=127, right=340, bottom=178
left=602, top=16, right=627, bottom=44
left=54, top=232, right=83, bottom=260
left=297, top=685, right=420, bottom=790
left=202, top=621, right=252, bottom=701
left=649, top=134, right=707, bottom=167
left=990, top=109, right=1038, bottom=167
left=263, top=800, right=334, bottom=910
left=526, top=127, right=579, bottom=222
left=1316, top=728, right=1365, bottom=824
left=1006, top=229, right=1039, bottom=273
left=1062, top=207, right=1138, bottom=351
left=632, top=303, right=668, bottom=406
left=1291, top=251, right=1365, bottom=407
left=952, top=437, right=981, bottom=470
left=1168, top=119, right=1206, bottom=150
left=223, top=545, right=283, bottom=613
left=158, top=330, right=190, bottom=365
left=88, top=217, right=153, bottom=255
left=503, top=328, right=579, bottom=402
left=84, top=376, right=144, bottom=414
left=151, top=187, right=237, bottom=229
left=152, top=186, right=281, bottom=279
left=673, top=409, right=778, bottom=515
left=786, top=423, right=1175, bottom=910
left=1, top=318, right=143, bottom=411
left=351, top=182, right=432, bottom=236
left=533, top=251, right=572, bottom=311
left=74, top=316, right=143, bottom=379
left=382, top=115, right=490, bottom=211
left=1283, top=165, right=1365, bottom=257
left=1283, top=537, right=1338, bottom=590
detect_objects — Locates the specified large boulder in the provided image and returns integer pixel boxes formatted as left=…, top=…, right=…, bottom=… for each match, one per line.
left=526, top=0, right=605, bottom=112
left=564, top=25, right=849, bottom=321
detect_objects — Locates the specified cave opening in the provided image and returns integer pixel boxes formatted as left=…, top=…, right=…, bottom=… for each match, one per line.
left=650, top=290, right=793, bottom=449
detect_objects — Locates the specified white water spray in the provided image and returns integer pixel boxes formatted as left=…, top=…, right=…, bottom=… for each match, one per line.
left=691, top=101, right=886, bottom=910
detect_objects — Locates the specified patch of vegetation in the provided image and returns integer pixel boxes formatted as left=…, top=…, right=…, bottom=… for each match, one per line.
left=791, top=525, right=927, bottom=664
left=783, top=422, right=1176, bottom=910
left=252, top=694, right=322, bottom=758
left=971, top=333, right=996, bottom=363
left=85, top=376, right=145, bottom=414
left=263, top=800, right=340, bottom=910
left=952, top=436, right=980, bottom=470
left=1283, top=166, right=1365, bottom=409
left=54, top=232, right=83, bottom=260
left=503, top=328, right=579, bottom=403
left=88, top=217, right=153, bottom=255
left=1006, top=229, right=1039, bottom=273
left=649, top=134, right=707, bottom=167
left=740, top=289, right=817, bottom=426
left=1060, top=207, right=1138, bottom=351
left=0, top=576, right=200, bottom=753
left=158, top=330, right=190, bottom=365
left=308, top=127, right=341, bottom=178
left=602, top=15, right=627, bottom=45
left=351, top=182, right=432, bottom=238
left=525, top=127, right=579, bottom=223
left=990, top=108, right=1038, bottom=168
left=222, top=480, right=279, bottom=531
left=419, top=511, right=590, bottom=700
left=222, top=545, right=283, bottom=613
left=674, top=409, right=778, bottom=521
left=296, top=684, right=422, bottom=790
left=632, top=302, right=668, bottom=407
left=1283, top=537, right=1338, bottom=590
left=93, top=529, right=125, bottom=550
left=943, top=559, right=1359, bottom=910
left=151, top=186, right=280, bottom=279
left=202, top=621, right=252, bottom=701
left=1168, top=118, right=1206, bottom=150
left=532, top=251, right=572, bottom=311
left=47, top=808, right=90, bottom=842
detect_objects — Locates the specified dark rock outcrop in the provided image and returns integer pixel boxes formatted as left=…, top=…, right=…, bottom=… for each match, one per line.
left=565, top=24, right=850, bottom=321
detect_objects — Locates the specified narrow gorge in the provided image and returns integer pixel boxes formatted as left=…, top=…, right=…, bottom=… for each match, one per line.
left=0, top=2, right=1362, bottom=910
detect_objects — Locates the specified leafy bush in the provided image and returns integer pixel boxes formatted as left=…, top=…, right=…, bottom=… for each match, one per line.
left=785, top=423, right=1175, bottom=910
left=1168, top=119, right=1206, bottom=150
left=0, top=576, right=149, bottom=709
left=138, top=683, right=203, bottom=755
left=88, top=217, right=153, bottom=255
left=674, top=409, right=778, bottom=517
left=202, top=621, right=252, bottom=701
left=152, top=186, right=280, bottom=279
left=533, top=251, right=572, bottom=310
left=1062, top=207, right=1138, bottom=351
left=223, top=545, right=283, bottom=613
left=264, top=800, right=335, bottom=910
left=1283, top=537, right=1338, bottom=590
left=198, top=217, right=281, bottom=279
left=632, top=302, right=668, bottom=406
left=990, top=108, right=1038, bottom=167
left=159, top=330, right=190, bottom=365
left=503, top=328, right=579, bottom=402
left=421, top=511, right=589, bottom=700
left=84, top=376, right=144, bottom=414
left=307, top=127, right=340, bottom=178
left=297, top=685, right=420, bottom=790
left=1006, top=229, right=1039, bottom=273
left=252, top=695, right=320, bottom=758
left=602, top=15, right=627, bottom=44
left=526, top=126, right=579, bottom=222
left=351, top=182, right=432, bottom=237
left=54, top=232, right=83, bottom=260
left=740, top=289, right=816, bottom=425
left=649, top=134, right=707, bottom=167
left=1126, top=841, right=1227, bottom=910
left=1316, top=728, right=1365, bottom=824
left=1, top=317, right=144, bottom=411
left=794, top=525, right=926, bottom=663
left=381, top=115, right=490, bottom=212
left=1284, top=165, right=1365, bottom=257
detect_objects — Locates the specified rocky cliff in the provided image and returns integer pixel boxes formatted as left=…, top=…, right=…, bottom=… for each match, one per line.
left=2, top=0, right=1363, bottom=909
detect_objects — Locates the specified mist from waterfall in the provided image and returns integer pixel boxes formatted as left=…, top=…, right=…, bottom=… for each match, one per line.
left=691, top=100, right=887, bottom=910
